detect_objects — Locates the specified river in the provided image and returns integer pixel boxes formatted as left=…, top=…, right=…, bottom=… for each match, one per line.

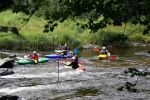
left=0, top=47, right=150, bottom=100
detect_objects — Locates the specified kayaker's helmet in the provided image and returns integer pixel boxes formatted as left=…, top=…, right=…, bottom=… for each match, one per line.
left=24, top=55, right=28, bottom=58
left=33, top=51, right=37, bottom=54
left=71, top=56, right=76, bottom=60
left=102, top=47, right=106, bottom=49
left=65, top=44, right=67, bottom=46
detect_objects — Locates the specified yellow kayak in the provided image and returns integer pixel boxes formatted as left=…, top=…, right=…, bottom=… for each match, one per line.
left=98, top=53, right=110, bottom=60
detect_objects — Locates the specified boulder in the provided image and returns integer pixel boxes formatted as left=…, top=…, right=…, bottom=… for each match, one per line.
left=0, top=95, right=19, bottom=100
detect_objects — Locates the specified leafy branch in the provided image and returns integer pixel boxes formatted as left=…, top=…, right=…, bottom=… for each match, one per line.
left=117, top=65, right=150, bottom=92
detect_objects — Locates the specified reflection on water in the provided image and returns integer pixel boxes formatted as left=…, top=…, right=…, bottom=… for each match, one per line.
left=0, top=47, right=150, bottom=100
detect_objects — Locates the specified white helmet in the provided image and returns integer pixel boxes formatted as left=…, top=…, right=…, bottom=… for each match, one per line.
left=65, top=44, right=67, bottom=46
left=102, top=47, right=106, bottom=49
left=72, top=56, right=76, bottom=60
left=33, top=51, right=36, bottom=53
left=24, top=55, right=28, bottom=58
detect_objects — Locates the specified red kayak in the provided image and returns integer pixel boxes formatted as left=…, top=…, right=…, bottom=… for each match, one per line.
left=60, top=60, right=86, bottom=65
left=64, top=65, right=86, bottom=71
left=76, top=65, right=85, bottom=71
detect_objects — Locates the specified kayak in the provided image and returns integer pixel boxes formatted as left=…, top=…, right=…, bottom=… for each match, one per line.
left=45, top=54, right=72, bottom=59
left=60, top=60, right=86, bottom=65
left=64, top=65, right=85, bottom=71
left=54, top=50, right=73, bottom=55
left=98, top=53, right=110, bottom=60
left=61, top=61, right=85, bottom=71
left=54, top=50, right=63, bottom=53
left=16, top=58, right=49, bottom=65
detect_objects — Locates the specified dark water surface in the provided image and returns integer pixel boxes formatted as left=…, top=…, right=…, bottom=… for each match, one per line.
left=0, top=47, right=150, bottom=100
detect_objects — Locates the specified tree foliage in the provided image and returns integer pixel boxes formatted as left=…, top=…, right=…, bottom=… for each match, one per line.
left=0, top=0, right=13, bottom=11
left=117, top=66, right=150, bottom=92
left=1, top=0, right=150, bottom=34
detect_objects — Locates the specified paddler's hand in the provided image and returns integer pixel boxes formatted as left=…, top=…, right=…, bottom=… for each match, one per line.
left=34, top=60, right=38, bottom=63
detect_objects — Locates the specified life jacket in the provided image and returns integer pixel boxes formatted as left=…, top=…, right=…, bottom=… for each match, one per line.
left=34, top=54, right=39, bottom=61
left=68, top=55, right=79, bottom=69
left=62, top=46, right=67, bottom=55
left=72, top=55, right=79, bottom=69
left=30, top=54, right=39, bottom=63
left=101, top=49, right=108, bottom=55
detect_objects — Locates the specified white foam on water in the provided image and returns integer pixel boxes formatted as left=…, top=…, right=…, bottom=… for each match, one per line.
left=0, top=84, right=56, bottom=94
left=1, top=70, right=83, bottom=79
left=0, top=77, right=85, bottom=94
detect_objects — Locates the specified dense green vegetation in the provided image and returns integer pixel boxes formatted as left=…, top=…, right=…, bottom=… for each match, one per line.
left=0, top=0, right=150, bottom=51
left=0, top=10, right=149, bottom=51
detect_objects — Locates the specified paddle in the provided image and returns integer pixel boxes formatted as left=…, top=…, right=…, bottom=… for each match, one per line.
left=73, top=48, right=78, bottom=54
left=93, top=48, right=100, bottom=53
left=93, top=48, right=117, bottom=60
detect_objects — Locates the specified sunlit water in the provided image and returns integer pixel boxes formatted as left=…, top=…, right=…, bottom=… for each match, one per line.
left=0, top=47, right=150, bottom=100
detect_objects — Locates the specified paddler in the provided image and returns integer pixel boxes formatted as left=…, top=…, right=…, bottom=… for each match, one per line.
left=100, top=47, right=110, bottom=56
left=66, top=54, right=79, bottom=69
left=62, top=44, right=68, bottom=56
left=29, top=51, right=39, bottom=63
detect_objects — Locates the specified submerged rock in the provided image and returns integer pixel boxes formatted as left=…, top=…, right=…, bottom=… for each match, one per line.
left=0, top=58, right=15, bottom=76
left=0, top=70, right=14, bottom=76
left=0, top=59, right=14, bottom=69
left=0, top=95, right=19, bottom=100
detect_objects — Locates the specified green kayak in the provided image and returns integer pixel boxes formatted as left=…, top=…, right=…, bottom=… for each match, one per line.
left=16, top=58, right=49, bottom=65
left=54, top=50, right=70, bottom=53
left=54, top=50, right=63, bottom=53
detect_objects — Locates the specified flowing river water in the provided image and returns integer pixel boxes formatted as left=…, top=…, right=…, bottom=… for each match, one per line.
left=0, top=47, right=150, bottom=100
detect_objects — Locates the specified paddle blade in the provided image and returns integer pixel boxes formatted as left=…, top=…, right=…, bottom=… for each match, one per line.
left=111, top=56, right=117, bottom=60
left=107, top=53, right=110, bottom=56
left=93, top=48, right=100, bottom=52
left=73, top=48, right=78, bottom=54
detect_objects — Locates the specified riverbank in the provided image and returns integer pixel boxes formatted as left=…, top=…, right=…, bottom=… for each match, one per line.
left=82, top=42, right=150, bottom=49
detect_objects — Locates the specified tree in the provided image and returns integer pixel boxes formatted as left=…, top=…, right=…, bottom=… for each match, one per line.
left=117, top=65, right=150, bottom=92
left=10, top=0, right=149, bottom=34
left=0, top=0, right=13, bottom=11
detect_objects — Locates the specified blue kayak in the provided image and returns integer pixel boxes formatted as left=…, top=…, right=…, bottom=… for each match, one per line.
left=45, top=54, right=72, bottom=59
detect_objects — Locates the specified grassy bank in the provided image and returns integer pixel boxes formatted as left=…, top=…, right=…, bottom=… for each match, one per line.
left=0, top=10, right=150, bottom=51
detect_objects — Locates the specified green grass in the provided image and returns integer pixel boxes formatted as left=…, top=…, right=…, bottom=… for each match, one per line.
left=0, top=10, right=149, bottom=51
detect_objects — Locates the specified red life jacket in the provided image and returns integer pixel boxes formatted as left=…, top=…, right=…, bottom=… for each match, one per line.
left=34, top=54, right=39, bottom=61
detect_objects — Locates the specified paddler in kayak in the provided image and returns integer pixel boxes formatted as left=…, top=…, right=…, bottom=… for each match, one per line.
left=62, top=44, right=68, bottom=56
left=29, top=51, right=39, bottom=63
left=66, top=54, right=79, bottom=69
left=98, top=46, right=110, bottom=60
left=100, top=47, right=110, bottom=56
